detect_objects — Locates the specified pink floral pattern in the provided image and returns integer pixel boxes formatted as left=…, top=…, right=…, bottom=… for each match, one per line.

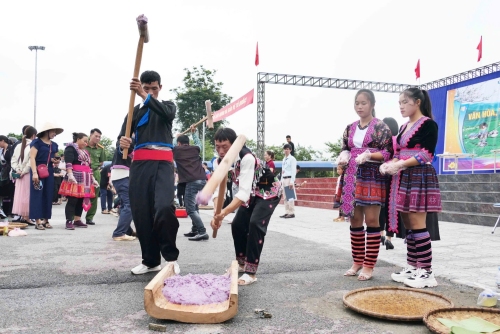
left=340, top=118, right=393, bottom=217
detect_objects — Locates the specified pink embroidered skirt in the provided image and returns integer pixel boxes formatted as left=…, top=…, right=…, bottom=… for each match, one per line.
left=396, top=164, right=441, bottom=213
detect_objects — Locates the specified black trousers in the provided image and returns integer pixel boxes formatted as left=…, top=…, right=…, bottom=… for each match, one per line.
left=177, top=182, right=186, bottom=207
left=130, top=160, right=179, bottom=267
left=53, top=177, right=62, bottom=202
left=65, top=196, right=84, bottom=220
left=231, top=196, right=280, bottom=275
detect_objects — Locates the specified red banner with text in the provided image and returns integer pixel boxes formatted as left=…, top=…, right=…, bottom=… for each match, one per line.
left=212, top=89, right=254, bottom=122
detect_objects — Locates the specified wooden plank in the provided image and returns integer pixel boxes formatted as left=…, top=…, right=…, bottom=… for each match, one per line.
left=144, top=261, right=239, bottom=323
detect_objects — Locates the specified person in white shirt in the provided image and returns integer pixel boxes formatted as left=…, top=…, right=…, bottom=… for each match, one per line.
left=280, top=144, right=297, bottom=219
left=211, top=128, right=282, bottom=286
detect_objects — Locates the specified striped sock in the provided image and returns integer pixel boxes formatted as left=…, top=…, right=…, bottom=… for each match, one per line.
left=406, top=230, right=417, bottom=268
left=364, top=227, right=381, bottom=268
left=412, top=228, right=432, bottom=270
left=350, top=226, right=365, bottom=265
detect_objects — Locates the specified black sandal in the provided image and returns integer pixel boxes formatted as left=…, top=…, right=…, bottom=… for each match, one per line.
left=35, top=224, right=45, bottom=230
left=43, top=221, right=53, bottom=229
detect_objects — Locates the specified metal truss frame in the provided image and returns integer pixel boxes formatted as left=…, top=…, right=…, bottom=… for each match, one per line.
left=255, top=61, right=500, bottom=158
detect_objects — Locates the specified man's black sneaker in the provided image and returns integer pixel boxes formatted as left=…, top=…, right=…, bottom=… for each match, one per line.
left=183, top=231, right=198, bottom=237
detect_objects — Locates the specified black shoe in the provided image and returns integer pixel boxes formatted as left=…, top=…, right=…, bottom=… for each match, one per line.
left=86, top=221, right=96, bottom=225
left=386, top=240, right=394, bottom=250
left=279, top=214, right=288, bottom=218
left=380, top=236, right=386, bottom=245
left=284, top=214, right=295, bottom=219
left=188, top=233, right=209, bottom=241
left=183, top=231, right=198, bottom=237
left=12, top=217, right=22, bottom=222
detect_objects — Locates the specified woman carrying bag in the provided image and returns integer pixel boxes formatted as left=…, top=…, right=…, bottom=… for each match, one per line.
left=29, top=122, right=63, bottom=230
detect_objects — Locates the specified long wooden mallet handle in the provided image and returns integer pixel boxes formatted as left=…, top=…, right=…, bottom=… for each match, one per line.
left=123, top=15, right=149, bottom=159
left=213, top=175, right=227, bottom=238
left=180, top=100, right=214, bottom=135
left=196, top=135, right=247, bottom=236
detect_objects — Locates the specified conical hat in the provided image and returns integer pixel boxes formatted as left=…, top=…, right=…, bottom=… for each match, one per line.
left=36, top=122, right=64, bottom=137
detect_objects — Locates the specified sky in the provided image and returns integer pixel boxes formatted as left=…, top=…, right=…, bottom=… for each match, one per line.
left=1, top=0, right=499, bottom=158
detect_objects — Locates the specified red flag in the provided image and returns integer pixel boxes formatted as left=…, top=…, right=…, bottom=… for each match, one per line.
left=477, top=36, right=482, bottom=62
left=255, top=42, right=259, bottom=66
left=415, top=59, right=420, bottom=80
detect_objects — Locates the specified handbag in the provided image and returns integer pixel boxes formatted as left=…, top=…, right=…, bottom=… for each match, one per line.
left=36, top=143, right=52, bottom=179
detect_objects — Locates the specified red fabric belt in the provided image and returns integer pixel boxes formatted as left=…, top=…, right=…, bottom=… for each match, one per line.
left=73, top=165, right=91, bottom=172
left=133, top=149, right=173, bottom=162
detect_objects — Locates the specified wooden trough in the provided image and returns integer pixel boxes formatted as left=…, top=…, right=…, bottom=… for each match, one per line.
left=144, top=260, right=239, bottom=323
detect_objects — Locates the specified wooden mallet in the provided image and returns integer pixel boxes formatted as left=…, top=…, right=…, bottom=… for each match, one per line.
left=180, top=100, right=214, bottom=135
left=196, top=135, right=247, bottom=238
left=122, top=14, right=150, bottom=159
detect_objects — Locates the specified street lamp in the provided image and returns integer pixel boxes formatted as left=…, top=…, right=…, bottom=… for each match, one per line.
left=28, top=46, right=45, bottom=128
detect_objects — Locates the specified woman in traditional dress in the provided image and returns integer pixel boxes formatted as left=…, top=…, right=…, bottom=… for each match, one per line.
left=339, top=89, right=393, bottom=281
left=381, top=87, right=441, bottom=288
left=29, top=123, right=63, bottom=230
left=59, top=132, right=98, bottom=230
left=11, top=126, right=37, bottom=223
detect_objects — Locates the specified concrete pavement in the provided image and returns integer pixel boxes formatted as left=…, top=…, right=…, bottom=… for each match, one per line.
left=0, top=202, right=495, bottom=333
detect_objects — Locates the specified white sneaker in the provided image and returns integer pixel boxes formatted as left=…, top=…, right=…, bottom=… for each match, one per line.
left=168, top=261, right=180, bottom=275
left=404, top=268, right=438, bottom=288
left=131, top=264, right=161, bottom=275
left=391, top=266, right=417, bottom=283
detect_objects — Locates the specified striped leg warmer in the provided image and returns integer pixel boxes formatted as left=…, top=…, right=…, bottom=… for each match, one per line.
left=412, top=228, right=432, bottom=270
left=364, top=226, right=381, bottom=268
left=406, top=230, right=417, bottom=268
left=350, top=226, right=365, bottom=265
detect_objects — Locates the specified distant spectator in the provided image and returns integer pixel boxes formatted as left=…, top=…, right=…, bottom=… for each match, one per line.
left=264, top=150, right=275, bottom=173
left=286, top=135, right=295, bottom=156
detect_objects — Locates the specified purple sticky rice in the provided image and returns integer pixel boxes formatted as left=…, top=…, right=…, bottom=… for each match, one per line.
left=162, top=273, right=231, bottom=305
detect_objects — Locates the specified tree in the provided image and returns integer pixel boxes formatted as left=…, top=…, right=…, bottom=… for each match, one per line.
left=171, top=66, right=232, bottom=144
left=325, top=137, right=343, bottom=161
left=99, top=136, right=115, bottom=161
left=7, top=133, right=22, bottom=141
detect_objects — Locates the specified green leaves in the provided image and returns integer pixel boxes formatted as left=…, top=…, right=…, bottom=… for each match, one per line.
left=170, top=66, right=232, bottom=147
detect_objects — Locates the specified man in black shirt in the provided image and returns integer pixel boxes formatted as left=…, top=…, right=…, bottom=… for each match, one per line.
left=118, top=70, right=180, bottom=275
left=173, top=127, right=208, bottom=241
left=286, top=135, right=295, bottom=156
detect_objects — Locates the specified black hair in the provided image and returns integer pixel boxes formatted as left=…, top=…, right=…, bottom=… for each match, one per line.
left=283, top=144, right=292, bottom=150
left=90, top=128, right=102, bottom=135
left=355, top=89, right=376, bottom=117
left=296, top=165, right=301, bottom=170
left=22, top=125, right=30, bottom=135
left=0, top=135, right=9, bottom=144
left=73, top=132, right=88, bottom=143
left=286, top=135, right=291, bottom=139
left=20, top=126, right=37, bottom=163
left=480, top=122, right=488, bottom=128
left=402, top=87, right=434, bottom=119
left=265, top=150, right=275, bottom=159
left=177, top=135, right=190, bottom=145
left=203, top=162, right=208, bottom=167
left=214, top=127, right=237, bottom=144
left=140, top=70, right=161, bottom=85
left=382, top=117, right=399, bottom=136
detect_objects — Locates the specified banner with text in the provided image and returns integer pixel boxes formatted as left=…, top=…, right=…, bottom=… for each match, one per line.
left=443, top=77, right=500, bottom=171
left=212, top=89, right=254, bottom=122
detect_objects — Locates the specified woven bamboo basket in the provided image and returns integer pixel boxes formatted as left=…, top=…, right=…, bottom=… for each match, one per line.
left=424, top=307, right=500, bottom=334
left=343, top=286, right=454, bottom=321
left=0, top=223, right=28, bottom=235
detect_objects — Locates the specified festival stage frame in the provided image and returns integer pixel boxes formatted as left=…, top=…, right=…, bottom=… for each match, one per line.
left=256, top=61, right=500, bottom=175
